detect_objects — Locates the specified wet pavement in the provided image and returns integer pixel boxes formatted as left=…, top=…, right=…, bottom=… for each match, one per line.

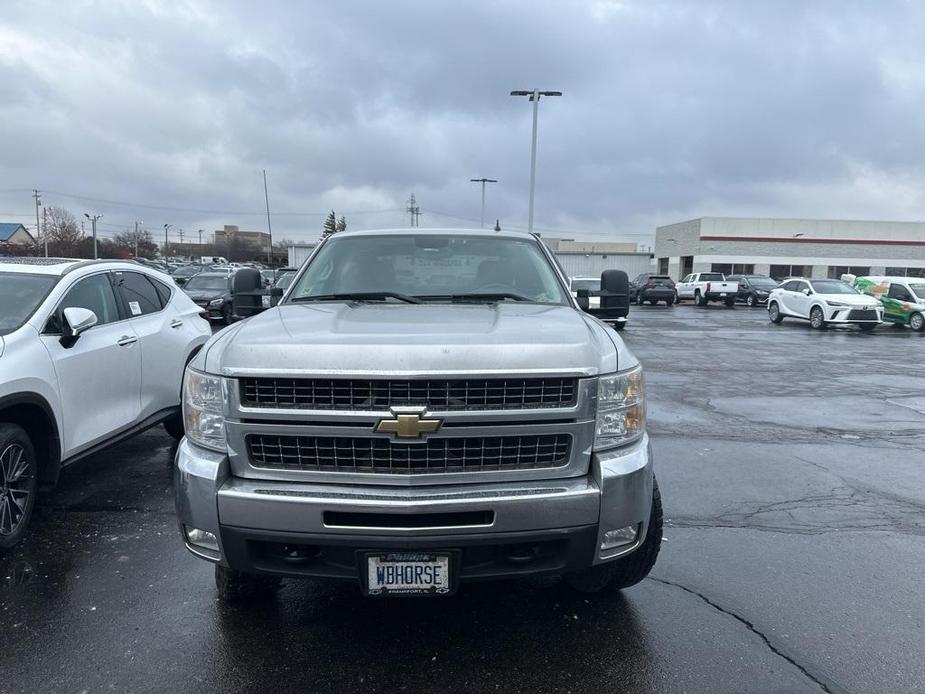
left=3, top=305, right=924, bottom=693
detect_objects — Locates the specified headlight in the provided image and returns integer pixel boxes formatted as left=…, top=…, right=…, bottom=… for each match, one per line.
left=208, top=298, right=224, bottom=308
left=826, top=301, right=849, bottom=307
left=595, top=365, right=646, bottom=450
left=183, top=368, right=227, bottom=452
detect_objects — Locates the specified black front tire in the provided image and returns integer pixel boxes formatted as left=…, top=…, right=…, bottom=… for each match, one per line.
left=0, top=423, right=39, bottom=551
left=163, top=413, right=184, bottom=439
left=746, top=294, right=757, bottom=307
left=666, top=298, right=674, bottom=307
left=768, top=302, right=784, bottom=324
left=215, top=565, right=283, bottom=603
left=724, top=297, right=735, bottom=307
left=810, top=306, right=827, bottom=330
left=694, top=291, right=706, bottom=306
left=564, top=478, right=662, bottom=593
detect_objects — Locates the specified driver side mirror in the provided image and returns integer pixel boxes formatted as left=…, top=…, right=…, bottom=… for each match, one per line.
left=802, top=288, right=812, bottom=296
left=60, top=306, right=98, bottom=347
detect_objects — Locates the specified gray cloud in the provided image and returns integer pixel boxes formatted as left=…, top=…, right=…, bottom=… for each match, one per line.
left=2, top=0, right=925, bottom=245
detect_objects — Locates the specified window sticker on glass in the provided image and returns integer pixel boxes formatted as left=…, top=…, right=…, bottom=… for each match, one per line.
left=129, top=300, right=142, bottom=316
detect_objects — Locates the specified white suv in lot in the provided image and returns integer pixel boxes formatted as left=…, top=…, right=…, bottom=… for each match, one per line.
left=0, top=258, right=211, bottom=548
left=768, top=277, right=883, bottom=330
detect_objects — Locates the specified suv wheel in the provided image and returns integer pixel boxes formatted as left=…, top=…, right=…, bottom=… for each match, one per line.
left=768, top=302, right=784, bottom=324
left=215, top=565, right=283, bottom=603
left=911, top=312, right=925, bottom=332
left=564, top=478, right=662, bottom=593
left=810, top=306, right=827, bottom=330
left=0, top=424, right=38, bottom=550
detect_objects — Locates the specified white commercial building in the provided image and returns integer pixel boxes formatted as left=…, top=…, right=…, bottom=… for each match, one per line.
left=655, top=217, right=925, bottom=281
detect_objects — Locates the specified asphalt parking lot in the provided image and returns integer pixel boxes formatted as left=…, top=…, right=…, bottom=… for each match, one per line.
left=2, top=304, right=924, bottom=694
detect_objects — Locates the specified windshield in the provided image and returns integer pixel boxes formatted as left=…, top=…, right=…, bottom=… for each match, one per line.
left=287, top=234, right=569, bottom=304
left=570, top=278, right=600, bottom=292
left=909, top=283, right=925, bottom=300
left=810, top=280, right=859, bottom=295
left=748, top=277, right=779, bottom=289
left=184, top=275, right=229, bottom=291
left=0, top=272, right=57, bottom=335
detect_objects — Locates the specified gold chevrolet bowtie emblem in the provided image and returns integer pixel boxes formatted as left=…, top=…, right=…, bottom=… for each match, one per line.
left=376, top=412, right=442, bottom=439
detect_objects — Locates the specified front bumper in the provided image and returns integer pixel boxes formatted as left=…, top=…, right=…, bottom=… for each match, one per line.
left=174, top=434, right=654, bottom=581
left=824, top=306, right=883, bottom=324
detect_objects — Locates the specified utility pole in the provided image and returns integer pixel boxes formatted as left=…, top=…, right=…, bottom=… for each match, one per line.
left=163, top=223, right=171, bottom=258
left=263, top=169, right=273, bottom=266
left=42, top=207, right=48, bottom=257
left=32, top=189, right=46, bottom=257
left=510, top=89, right=562, bottom=234
left=134, top=220, right=142, bottom=258
left=198, top=229, right=203, bottom=246
left=84, top=213, right=102, bottom=259
left=470, top=178, right=498, bottom=228
left=406, top=193, right=422, bottom=227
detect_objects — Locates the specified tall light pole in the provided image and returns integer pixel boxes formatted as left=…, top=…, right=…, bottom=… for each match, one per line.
left=84, top=213, right=102, bottom=259
left=263, top=169, right=273, bottom=266
left=163, top=223, right=171, bottom=257
left=469, top=178, right=498, bottom=228
left=510, top=89, right=562, bottom=234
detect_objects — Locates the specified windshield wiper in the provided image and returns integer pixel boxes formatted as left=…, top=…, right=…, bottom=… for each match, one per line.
left=417, top=292, right=532, bottom=303
left=291, top=292, right=421, bottom=304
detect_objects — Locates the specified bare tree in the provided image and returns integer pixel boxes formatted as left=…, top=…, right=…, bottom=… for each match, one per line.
left=113, top=228, right=157, bottom=259
left=44, top=207, right=84, bottom=257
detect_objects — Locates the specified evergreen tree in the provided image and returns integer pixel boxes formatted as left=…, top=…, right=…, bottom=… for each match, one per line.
left=336, top=215, right=347, bottom=233
left=322, top=211, right=337, bottom=236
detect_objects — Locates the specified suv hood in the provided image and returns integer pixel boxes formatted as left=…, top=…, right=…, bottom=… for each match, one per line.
left=817, top=294, right=880, bottom=308
left=204, top=302, right=628, bottom=376
left=184, top=289, right=227, bottom=302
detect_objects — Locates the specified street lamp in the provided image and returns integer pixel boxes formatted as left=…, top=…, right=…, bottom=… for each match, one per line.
left=510, top=89, right=562, bottom=234
left=469, top=178, right=498, bottom=228
left=163, top=223, right=172, bottom=257
left=84, top=213, right=102, bottom=259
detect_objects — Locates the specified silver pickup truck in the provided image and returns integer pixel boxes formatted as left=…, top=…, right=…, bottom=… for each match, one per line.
left=175, top=228, right=661, bottom=601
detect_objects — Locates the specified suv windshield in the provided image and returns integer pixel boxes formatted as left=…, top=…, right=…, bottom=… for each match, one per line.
left=288, top=234, right=569, bottom=304
left=810, top=280, right=859, bottom=295
left=184, top=274, right=229, bottom=291
left=0, top=272, right=57, bottom=335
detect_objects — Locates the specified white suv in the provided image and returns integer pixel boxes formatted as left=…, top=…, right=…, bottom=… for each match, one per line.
left=768, top=277, right=883, bottom=330
left=0, top=258, right=211, bottom=548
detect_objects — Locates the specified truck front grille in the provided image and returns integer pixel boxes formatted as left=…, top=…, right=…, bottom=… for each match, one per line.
left=240, top=377, right=578, bottom=411
left=247, top=433, right=572, bottom=474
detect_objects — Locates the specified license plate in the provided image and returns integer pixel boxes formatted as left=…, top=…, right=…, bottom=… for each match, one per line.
left=366, top=552, right=452, bottom=596
left=720, top=293, right=727, bottom=297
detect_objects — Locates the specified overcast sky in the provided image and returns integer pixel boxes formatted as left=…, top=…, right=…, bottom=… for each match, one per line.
left=3, top=0, right=925, bottom=246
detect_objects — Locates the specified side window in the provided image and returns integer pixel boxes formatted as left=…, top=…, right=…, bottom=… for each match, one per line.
left=47, top=273, right=120, bottom=333
left=781, top=280, right=799, bottom=292
left=114, top=271, right=163, bottom=316
left=888, top=284, right=912, bottom=301
left=150, top=277, right=173, bottom=307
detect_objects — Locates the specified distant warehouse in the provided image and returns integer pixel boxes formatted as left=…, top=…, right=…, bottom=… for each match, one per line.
left=655, top=217, right=925, bottom=281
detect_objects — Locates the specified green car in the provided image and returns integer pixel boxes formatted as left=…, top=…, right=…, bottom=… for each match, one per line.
left=854, top=276, right=925, bottom=331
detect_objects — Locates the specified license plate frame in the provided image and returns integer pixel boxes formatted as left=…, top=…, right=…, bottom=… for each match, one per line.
left=360, top=550, right=459, bottom=597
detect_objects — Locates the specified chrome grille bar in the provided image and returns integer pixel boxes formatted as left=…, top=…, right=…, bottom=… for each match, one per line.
left=247, top=434, right=572, bottom=474
left=240, top=377, right=578, bottom=411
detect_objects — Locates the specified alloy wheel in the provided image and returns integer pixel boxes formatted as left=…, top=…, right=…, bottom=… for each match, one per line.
left=811, top=307, right=825, bottom=329
left=0, top=443, right=32, bottom=537
left=911, top=312, right=924, bottom=332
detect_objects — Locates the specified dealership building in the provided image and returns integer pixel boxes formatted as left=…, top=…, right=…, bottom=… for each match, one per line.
left=654, top=217, right=925, bottom=281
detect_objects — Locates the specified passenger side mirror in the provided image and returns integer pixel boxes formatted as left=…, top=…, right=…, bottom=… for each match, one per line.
left=60, top=306, right=98, bottom=347
left=802, top=288, right=811, bottom=296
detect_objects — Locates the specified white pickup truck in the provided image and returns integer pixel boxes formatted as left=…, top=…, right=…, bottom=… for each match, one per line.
left=676, top=272, right=739, bottom=307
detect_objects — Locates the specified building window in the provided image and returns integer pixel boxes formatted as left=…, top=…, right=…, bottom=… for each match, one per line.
left=769, top=264, right=808, bottom=280
left=733, top=263, right=754, bottom=274
left=658, top=257, right=669, bottom=274
left=827, top=266, right=870, bottom=279
left=711, top=263, right=733, bottom=275
left=885, top=267, right=925, bottom=278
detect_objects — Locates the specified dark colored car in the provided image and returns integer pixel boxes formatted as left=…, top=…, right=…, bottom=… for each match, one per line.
left=182, top=272, right=235, bottom=324
left=728, top=274, right=779, bottom=307
left=630, top=274, right=676, bottom=305
left=171, top=264, right=204, bottom=287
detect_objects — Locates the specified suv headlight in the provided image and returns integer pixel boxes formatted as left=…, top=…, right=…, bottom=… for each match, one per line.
left=183, top=368, right=227, bottom=452
left=595, top=365, right=646, bottom=450
left=208, top=298, right=224, bottom=308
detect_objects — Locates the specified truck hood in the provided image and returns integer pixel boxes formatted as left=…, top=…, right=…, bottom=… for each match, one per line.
left=203, top=302, right=630, bottom=376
